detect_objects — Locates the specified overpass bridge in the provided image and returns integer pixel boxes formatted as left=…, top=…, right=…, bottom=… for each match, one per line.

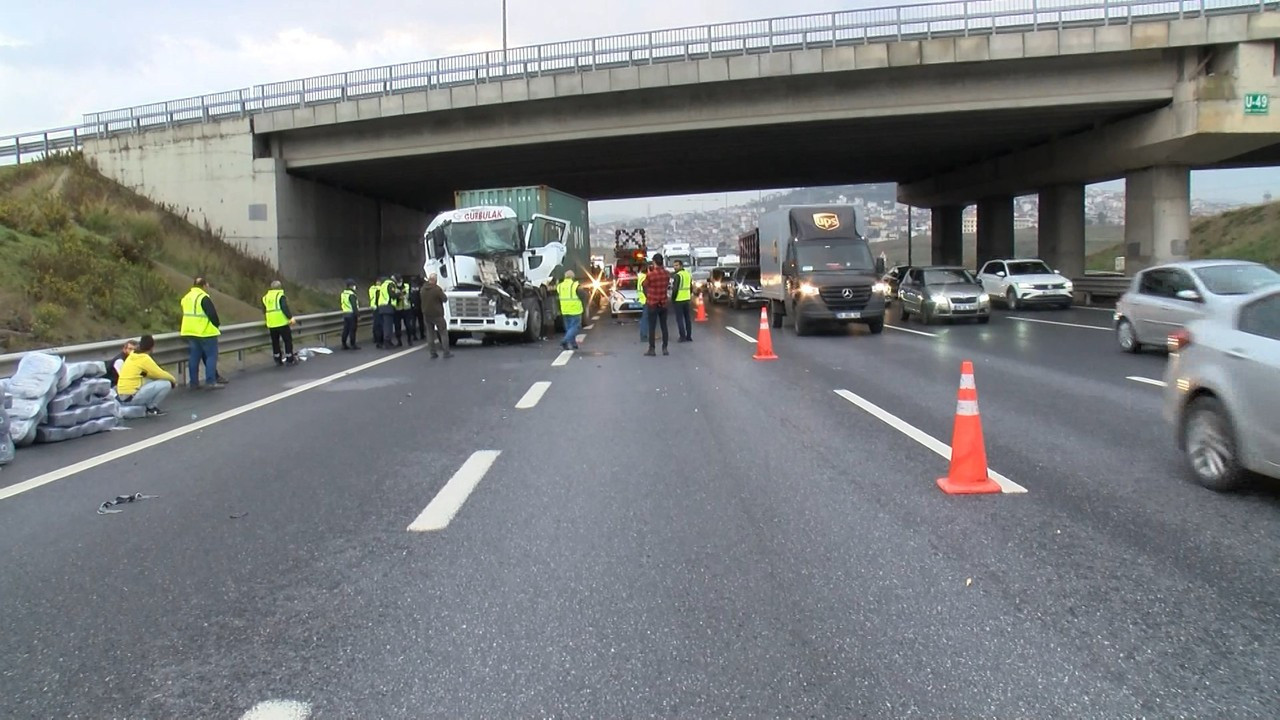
left=3, top=0, right=1278, bottom=282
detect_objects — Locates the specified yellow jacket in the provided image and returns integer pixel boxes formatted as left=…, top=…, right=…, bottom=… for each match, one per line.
left=117, top=352, right=176, bottom=396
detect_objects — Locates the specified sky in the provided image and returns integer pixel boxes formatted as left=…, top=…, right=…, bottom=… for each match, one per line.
left=2, top=0, right=1277, bottom=213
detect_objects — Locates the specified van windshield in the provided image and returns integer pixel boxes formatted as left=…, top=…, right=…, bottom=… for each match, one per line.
left=796, top=240, right=874, bottom=271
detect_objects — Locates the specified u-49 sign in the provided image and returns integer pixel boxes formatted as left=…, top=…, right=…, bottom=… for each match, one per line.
left=1244, top=93, right=1270, bottom=115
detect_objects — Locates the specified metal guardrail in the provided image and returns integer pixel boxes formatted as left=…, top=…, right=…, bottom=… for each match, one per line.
left=0, top=309, right=373, bottom=381
left=1072, top=274, right=1133, bottom=304
left=1, top=0, right=1275, bottom=163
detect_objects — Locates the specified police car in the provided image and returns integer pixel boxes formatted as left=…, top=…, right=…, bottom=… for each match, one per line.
left=609, top=274, right=644, bottom=318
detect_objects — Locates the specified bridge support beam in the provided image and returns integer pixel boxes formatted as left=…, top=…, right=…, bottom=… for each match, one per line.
left=931, top=206, right=964, bottom=266
left=1038, top=183, right=1086, bottom=278
left=1124, top=165, right=1190, bottom=273
left=976, top=196, right=1015, bottom=269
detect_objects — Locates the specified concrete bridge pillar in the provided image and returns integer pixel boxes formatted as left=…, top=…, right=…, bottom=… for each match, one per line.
left=1038, top=183, right=1086, bottom=278
left=1124, top=165, right=1190, bottom=273
left=976, top=196, right=1015, bottom=268
left=931, top=205, right=964, bottom=266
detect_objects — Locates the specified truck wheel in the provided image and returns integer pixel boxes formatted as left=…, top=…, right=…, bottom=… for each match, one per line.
left=770, top=300, right=784, bottom=329
left=448, top=333, right=460, bottom=347
left=522, top=297, right=543, bottom=343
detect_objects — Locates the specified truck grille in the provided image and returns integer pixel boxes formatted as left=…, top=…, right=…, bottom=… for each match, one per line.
left=819, top=286, right=872, bottom=309
left=951, top=296, right=979, bottom=304
left=1032, top=284, right=1066, bottom=291
left=449, top=297, right=494, bottom=318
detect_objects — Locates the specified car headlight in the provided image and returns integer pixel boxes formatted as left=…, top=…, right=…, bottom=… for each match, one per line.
left=872, top=281, right=889, bottom=295
left=978, top=292, right=991, bottom=304
left=1064, top=280, right=1074, bottom=291
left=799, top=283, right=820, bottom=296
left=930, top=294, right=951, bottom=308
left=1018, top=282, right=1034, bottom=289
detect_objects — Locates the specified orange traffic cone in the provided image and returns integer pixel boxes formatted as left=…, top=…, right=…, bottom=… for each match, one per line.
left=752, top=306, right=778, bottom=361
left=695, top=294, right=708, bottom=323
left=937, top=361, right=1001, bottom=494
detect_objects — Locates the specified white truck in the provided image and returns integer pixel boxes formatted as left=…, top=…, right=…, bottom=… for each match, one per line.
left=423, top=205, right=574, bottom=345
left=691, top=246, right=720, bottom=295
left=661, top=242, right=693, bottom=269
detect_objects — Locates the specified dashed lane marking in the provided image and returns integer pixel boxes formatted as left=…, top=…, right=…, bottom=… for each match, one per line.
left=834, top=388, right=1028, bottom=494
left=726, top=326, right=757, bottom=343
left=1127, top=376, right=1167, bottom=387
left=1007, top=316, right=1109, bottom=331
left=240, top=699, right=312, bottom=720
left=515, top=381, right=552, bottom=409
left=552, top=350, right=574, bottom=367
left=885, top=324, right=939, bottom=338
left=407, top=450, right=502, bottom=532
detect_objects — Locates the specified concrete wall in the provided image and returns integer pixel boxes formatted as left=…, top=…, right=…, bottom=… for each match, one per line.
left=83, top=118, right=428, bottom=283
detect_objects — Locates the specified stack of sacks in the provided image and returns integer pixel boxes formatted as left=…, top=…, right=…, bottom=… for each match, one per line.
left=4, top=353, right=65, bottom=448
left=0, top=379, right=14, bottom=465
left=36, top=363, right=121, bottom=444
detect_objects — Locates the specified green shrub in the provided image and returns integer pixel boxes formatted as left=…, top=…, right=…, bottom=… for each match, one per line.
left=0, top=194, right=72, bottom=236
left=31, top=303, right=66, bottom=340
left=77, top=197, right=119, bottom=236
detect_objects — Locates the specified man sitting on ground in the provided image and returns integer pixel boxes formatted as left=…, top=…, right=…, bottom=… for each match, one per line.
left=116, top=335, right=176, bottom=417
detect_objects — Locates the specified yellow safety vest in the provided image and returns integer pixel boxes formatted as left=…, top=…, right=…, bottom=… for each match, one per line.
left=262, top=288, right=289, bottom=328
left=368, top=284, right=381, bottom=307
left=379, top=279, right=396, bottom=308
left=180, top=287, right=220, bottom=338
left=341, top=289, right=356, bottom=313
left=557, top=279, right=583, bottom=316
left=675, top=269, right=692, bottom=302
left=636, top=272, right=647, bottom=304
left=399, top=282, right=412, bottom=311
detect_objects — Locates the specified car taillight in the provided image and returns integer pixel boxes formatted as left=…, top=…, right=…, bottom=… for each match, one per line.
left=1167, top=329, right=1192, bottom=352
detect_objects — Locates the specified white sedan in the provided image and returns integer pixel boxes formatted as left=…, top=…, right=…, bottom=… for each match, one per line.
left=609, top=276, right=644, bottom=318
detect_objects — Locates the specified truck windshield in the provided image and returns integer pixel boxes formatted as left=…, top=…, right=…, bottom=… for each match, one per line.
left=695, top=256, right=718, bottom=269
left=668, top=255, right=692, bottom=268
left=796, top=240, right=874, bottom=271
left=444, top=219, right=520, bottom=256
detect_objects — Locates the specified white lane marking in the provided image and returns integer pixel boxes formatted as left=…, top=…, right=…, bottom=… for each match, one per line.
left=0, top=346, right=424, bottom=503
left=241, top=700, right=312, bottom=720
left=726, top=327, right=757, bottom=343
left=1127, top=376, right=1167, bottom=387
left=1075, top=306, right=1117, bottom=313
left=515, top=381, right=551, bottom=409
left=1007, top=316, right=1109, bottom=331
left=584, top=323, right=595, bottom=330
left=575, top=333, right=586, bottom=344
left=552, top=350, right=574, bottom=367
left=407, top=451, right=501, bottom=532
left=885, top=324, right=939, bottom=338
left=834, top=389, right=1028, bottom=494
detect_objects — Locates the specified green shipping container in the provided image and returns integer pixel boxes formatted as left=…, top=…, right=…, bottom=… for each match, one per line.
left=454, top=185, right=591, bottom=282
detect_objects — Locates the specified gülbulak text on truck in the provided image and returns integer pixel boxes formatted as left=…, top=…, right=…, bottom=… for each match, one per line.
left=423, top=186, right=591, bottom=346
left=751, top=205, right=888, bottom=336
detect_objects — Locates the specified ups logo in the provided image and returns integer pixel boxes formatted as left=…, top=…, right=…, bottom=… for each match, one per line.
left=812, top=212, right=840, bottom=231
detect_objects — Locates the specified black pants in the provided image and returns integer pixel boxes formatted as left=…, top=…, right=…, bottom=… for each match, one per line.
left=395, top=309, right=413, bottom=344
left=413, top=308, right=426, bottom=339
left=379, top=308, right=396, bottom=346
left=425, top=316, right=448, bottom=355
left=674, top=300, right=692, bottom=340
left=269, top=326, right=294, bottom=362
left=342, top=315, right=358, bottom=348
left=646, top=305, right=669, bottom=350
left=371, top=310, right=384, bottom=346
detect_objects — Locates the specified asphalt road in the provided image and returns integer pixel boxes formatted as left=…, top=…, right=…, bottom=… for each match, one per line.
left=1, top=300, right=1277, bottom=719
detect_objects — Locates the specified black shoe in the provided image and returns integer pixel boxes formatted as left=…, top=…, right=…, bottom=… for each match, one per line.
left=215, top=376, right=230, bottom=385
left=351, top=345, right=361, bottom=350
left=430, top=353, right=439, bottom=359
left=145, top=408, right=167, bottom=417
left=203, top=384, right=225, bottom=391
left=644, top=349, right=656, bottom=356
left=663, top=348, right=669, bottom=355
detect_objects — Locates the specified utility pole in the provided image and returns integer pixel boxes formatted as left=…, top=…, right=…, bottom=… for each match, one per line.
left=502, top=0, right=508, bottom=61
left=907, top=205, right=913, bottom=267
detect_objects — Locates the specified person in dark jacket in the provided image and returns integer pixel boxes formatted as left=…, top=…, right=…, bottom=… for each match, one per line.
left=104, top=339, right=137, bottom=387
left=340, top=278, right=360, bottom=350
left=409, top=275, right=427, bottom=342
left=419, top=272, right=452, bottom=359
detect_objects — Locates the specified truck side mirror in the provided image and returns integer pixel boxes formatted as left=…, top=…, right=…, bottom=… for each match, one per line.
left=431, top=227, right=446, bottom=258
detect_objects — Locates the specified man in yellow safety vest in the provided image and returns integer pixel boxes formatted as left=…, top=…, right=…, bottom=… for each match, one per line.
left=262, top=280, right=298, bottom=365
left=368, top=275, right=385, bottom=348
left=636, top=265, right=649, bottom=344
left=179, top=276, right=227, bottom=389
left=672, top=259, right=694, bottom=343
left=557, top=270, right=584, bottom=351
left=341, top=279, right=361, bottom=350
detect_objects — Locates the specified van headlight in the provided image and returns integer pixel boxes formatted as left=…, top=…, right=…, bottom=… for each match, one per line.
left=872, top=281, right=889, bottom=295
left=799, top=283, right=820, bottom=296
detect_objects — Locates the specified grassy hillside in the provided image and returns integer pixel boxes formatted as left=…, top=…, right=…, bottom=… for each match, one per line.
left=0, top=153, right=332, bottom=352
left=872, top=225, right=1126, bottom=269
left=1085, top=201, right=1280, bottom=271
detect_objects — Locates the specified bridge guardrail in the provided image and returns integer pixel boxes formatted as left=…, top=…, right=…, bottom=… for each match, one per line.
left=2, top=0, right=1275, bottom=163
left=1072, top=274, right=1132, bottom=305
left=0, top=309, right=374, bottom=382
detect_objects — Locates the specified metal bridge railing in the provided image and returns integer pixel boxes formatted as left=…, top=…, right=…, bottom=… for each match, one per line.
left=0, top=309, right=373, bottom=382
left=0, top=0, right=1274, bottom=163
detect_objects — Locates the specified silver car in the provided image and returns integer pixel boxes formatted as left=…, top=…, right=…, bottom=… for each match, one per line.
left=898, top=266, right=992, bottom=324
left=1163, top=285, right=1280, bottom=491
left=1114, top=259, right=1280, bottom=353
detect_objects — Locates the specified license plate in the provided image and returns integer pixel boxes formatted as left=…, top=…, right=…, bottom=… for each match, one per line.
left=836, top=311, right=862, bottom=319
left=953, top=304, right=974, bottom=311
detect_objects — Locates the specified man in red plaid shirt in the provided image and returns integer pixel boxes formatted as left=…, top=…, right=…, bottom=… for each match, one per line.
left=642, top=254, right=671, bottom=356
